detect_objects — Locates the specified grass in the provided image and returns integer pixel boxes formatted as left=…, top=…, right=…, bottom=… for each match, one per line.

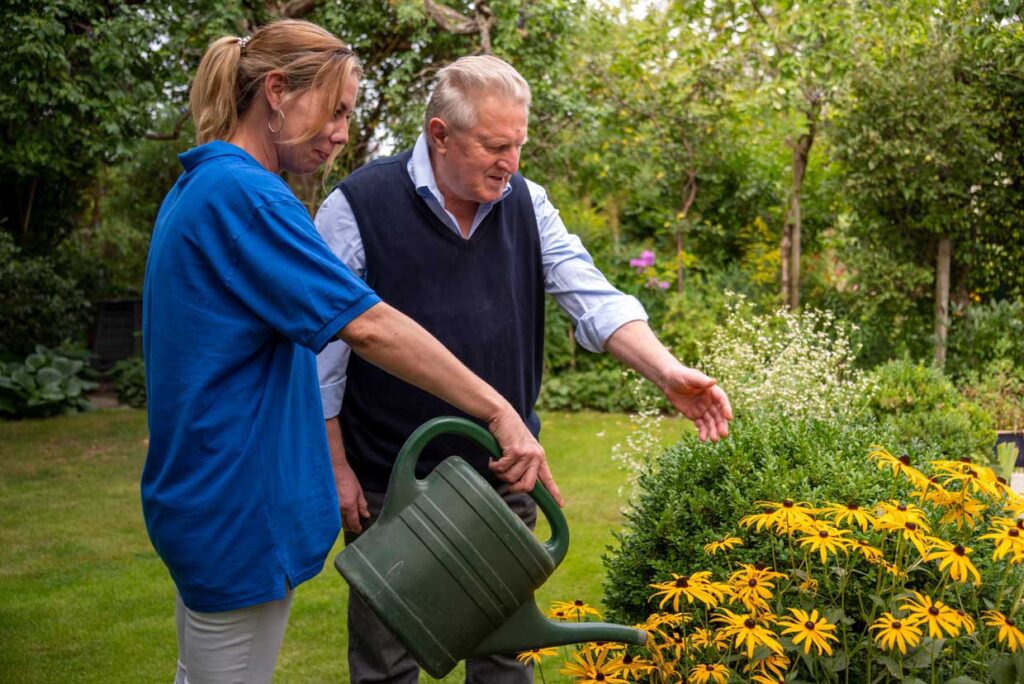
left=0, top=409, right=688, bottom=683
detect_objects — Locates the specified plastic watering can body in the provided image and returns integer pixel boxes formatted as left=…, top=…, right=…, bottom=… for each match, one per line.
left=335, top=417, right=647, bottom=678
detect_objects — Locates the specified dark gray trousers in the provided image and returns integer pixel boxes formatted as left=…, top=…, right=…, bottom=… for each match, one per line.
left=344, top=487, right=538, bottom=684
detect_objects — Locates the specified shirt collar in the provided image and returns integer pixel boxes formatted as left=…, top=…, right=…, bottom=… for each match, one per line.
left=179, top=140, right=261, bottom=172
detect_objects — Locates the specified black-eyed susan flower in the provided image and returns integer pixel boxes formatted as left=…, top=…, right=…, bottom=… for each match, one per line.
left=935, top=461, right=1002, bottom=498
left=689, top=662, right=730, bottom=684
left=712, top=608, right=784, bottom=658
left=549, top=599, right=602, bottom=620
left=688, top=627, right=730, bottom=652
left=740, top=499, right=816, bottom=535
left=649, top=571, right=726, bottom=611
left=898, top=591, right=961, bottom=639
left=516, top=647, right=558, bottom=665
left=851, top=538, right=884, bottom=563
left=798, top=577, right=819, bottom=595
left=559, top=645, right=629, bottom=683
left=869, top=447, right=931, bottom=488
left=820, top=501, right=876, bottom=531
left=924, top=540, right=983, bottom=585
left=637, top=611, right=688, bottom=632
left=955, top=609, right=976, bottom=634
left=704, top=536, right=743, bottom=555
left=980, top=520, right=1024, bottom=562
left=982, top=610, right=1024, bottom=652
left=875, top=500, right=931, bottom=531
left=938, top=494, right=988, bottom=529
left=744, top=652, right=791, bottom=683
left=776, top=608, right=839, bottom=655
left=611, top=651, right=653, bottom=680
left=870, top=612, right=923, bottom=654
left=797, top=523, right=851, bottom=563
left=1004, top=493, right=1024, bottom=517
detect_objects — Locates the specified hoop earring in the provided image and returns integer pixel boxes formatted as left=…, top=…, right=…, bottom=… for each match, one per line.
left=268, top=109, right=285, bottom=134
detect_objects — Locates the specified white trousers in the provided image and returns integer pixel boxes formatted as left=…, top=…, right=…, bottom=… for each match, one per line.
left=173, top=590, right=294, bottom=684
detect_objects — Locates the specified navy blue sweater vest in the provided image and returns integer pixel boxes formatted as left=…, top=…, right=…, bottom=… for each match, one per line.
left=337, top=150, right=544, bottom=492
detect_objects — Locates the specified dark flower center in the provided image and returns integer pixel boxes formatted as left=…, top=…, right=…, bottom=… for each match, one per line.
left=596, top=674, right=605, bottom=682
left=744, top=618, right=756, bottom=629
left=898, top=503, right=908, bottom=512
left=1008, top=618, right=1016, bottom=627
left=968, top=469, right=978, bottom=478
left=748, top=579, right=758, bottom=587
left=1016, top=520, right=1024, bottom=530
left=805, top=621, right=816, bottom=630
left=556, top=611, right=564, bottom=618
left=623, top=654, right=633, bottom=664
left=998, top=476, right=1007, bottom=484
left=893, top=620, right=903, bottom=629
left=1010, top=530, right=1020, bottom=538
left=574, top=599, right=584, bottom=606
left=899, top=455, right=912, bottom=466
left=929, top=607, right=939, bottom=616
left=819, top=530, right=829, bottom=538
left=959, top=456, right=972, bottom=463
left=847, top=502, right=859, bottom=510
left=906, top=522, right=917, bottom=531
left=675, top=576, right=690, bottom=588
left=754, top=561, right=768, bottom=571
left=783, top=499, right=794, bottom=508
left=954, top=544, right=966, bottom=555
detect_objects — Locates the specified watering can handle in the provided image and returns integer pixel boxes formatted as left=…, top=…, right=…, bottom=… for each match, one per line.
left=387, top=416, right=569, bottom=568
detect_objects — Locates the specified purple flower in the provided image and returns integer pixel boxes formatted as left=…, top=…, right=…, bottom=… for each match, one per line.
left=630, top=250, right=656, bottom=271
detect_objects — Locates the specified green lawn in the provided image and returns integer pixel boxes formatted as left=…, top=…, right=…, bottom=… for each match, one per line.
left=0, top=409, right=687, bottom=683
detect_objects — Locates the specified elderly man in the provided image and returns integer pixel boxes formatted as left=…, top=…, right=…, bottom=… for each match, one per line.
left=316, top=55, right=732, bottom=683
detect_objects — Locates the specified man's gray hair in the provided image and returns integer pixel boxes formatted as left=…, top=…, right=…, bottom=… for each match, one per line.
left=424, top=55, right=531, bottom=136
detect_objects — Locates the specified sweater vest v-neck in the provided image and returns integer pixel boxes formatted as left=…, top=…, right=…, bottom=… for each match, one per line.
left=337, top=150, right=544, bottom=492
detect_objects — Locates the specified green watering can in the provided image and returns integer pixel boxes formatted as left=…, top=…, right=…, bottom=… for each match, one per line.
left=334, top=416, right=648, bottom=678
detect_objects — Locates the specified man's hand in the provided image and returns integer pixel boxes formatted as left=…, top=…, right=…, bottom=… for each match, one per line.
left=326, top=418, right=370, bottom=533
left=486, top=408, right=564, bottom=506
left=660, top=365, right=733, bottom=442
left=335, top=459, right=370, bottom=533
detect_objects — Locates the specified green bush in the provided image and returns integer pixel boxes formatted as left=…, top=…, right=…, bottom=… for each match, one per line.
left=959, top=358, right=1024, bottom=432
left=0, top=345, right=97, bottom=418
left=602, top=412, right=907, bottom=623
left=109, top=356, right=146, bottom=408
left=0, top=232, right=92, bottom=356
left=947, top=298, right=1024, bottom=379
left=866, top=358, right=996, bottom=462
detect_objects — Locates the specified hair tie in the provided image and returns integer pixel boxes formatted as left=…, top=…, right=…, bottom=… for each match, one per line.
left=238, top=36, right=251, bottom=49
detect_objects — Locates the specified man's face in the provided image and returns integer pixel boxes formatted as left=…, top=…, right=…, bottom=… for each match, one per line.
left=431, top=95, right=528, bottom=207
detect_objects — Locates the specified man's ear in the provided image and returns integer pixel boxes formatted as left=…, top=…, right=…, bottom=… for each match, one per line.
left=263, top=72, right=289, bottom=111
left=427, top=117, right=449, bottom=154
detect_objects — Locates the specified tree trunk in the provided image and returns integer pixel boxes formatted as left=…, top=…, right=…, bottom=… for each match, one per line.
left=934, top=235, right=951, bottom=367
left=780, top=224, right=791, bottom=305
left=785, top=128, right=814, bottom=310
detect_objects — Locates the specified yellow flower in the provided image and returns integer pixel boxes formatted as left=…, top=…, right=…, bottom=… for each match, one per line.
left=637, top=612, right=688, bottom=632
left=852, top=539, right=884, bottom=563
left=744, top=652, right=791, bottom=682
left=982, top=610, right=1024, bottom=652
left=1004, top=492, right=1024, bottom=517
left=689, top=627, right=730, bottom=652
left=649, top=572, right=726, bottom=611
left=924, top=540, right=983, bottom=585
left=549, top=599, right=602, bottom=620
left=875, top=500, right=931, bottom=532
left=740, top=499, right=816, bottom=535
left=934, top=460, right=1001, bottom=498
left=820, top=501, right=876, bottom=531
left=955, top=609, right=976, bottom=634
left=559, top=645, right=629, bottom=683
left=712, top=608, right=784, bottom=658
left=777, top=608, right=839, bottom=655
left=870, top=612, right=923, bottom=654
left=704, top=536, right=743, bottom=555
left=516, top=647, right=557, bottom=665
left=798, top=577, right=819, bottom=595
left=899, top=591, right=961, bottom=639
left=979, top=520, right=1024, bottom=562
left=797, top=523, right=851, bottom=564
left=869, top=446, right=931, bottom=488
left=689, top=662, right=730, bottom=684
left=612, top=651, right=654, bottom=679
left=937, top=494, right=988, bottom=529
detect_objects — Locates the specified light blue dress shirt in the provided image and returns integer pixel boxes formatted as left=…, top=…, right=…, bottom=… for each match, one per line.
left=316, top=134, right=647, bottom=419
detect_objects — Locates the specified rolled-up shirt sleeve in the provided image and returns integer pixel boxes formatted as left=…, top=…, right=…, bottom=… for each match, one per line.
left=315, top=189, right=367, bottom=420
left=528, top=179, right=648, bottom=352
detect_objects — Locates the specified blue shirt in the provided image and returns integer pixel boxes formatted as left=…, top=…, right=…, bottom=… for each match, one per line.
left=141, top=141, right=380, bottom=612
left=316, top=134, right=648, bottom=418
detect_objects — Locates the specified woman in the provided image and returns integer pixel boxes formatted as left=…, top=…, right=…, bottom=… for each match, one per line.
left=142, top=20, right=560, bottom=683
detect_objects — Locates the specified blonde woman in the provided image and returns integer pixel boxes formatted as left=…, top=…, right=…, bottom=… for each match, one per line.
left=142, top=20, right=560, bottom=684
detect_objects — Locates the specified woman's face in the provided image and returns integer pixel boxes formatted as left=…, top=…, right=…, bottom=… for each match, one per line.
left=275, top=76, right=359, bottom=175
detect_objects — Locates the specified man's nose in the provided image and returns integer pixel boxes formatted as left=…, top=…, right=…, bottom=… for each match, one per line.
left=498, top=147, right=520, bottom=173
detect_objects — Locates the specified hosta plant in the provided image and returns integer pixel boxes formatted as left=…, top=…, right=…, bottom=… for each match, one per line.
left=0, top=345, right=97, bottom=418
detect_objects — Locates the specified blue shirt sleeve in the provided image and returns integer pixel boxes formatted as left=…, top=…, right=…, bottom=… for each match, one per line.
left=227, top=198, right=380, bottom=354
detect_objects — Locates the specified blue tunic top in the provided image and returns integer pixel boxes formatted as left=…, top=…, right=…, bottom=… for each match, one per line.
left=141, top=141, right=380, bottom=612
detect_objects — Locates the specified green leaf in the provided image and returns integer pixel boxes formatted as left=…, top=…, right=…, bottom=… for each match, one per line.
left=990, top=654, right=1018, bottom=684
left=12, top=369, right=35, bottom=391
left=36, top=367, right=63, bottom=386
left=944, top=677, right=984, bottom=684
left=25, top=353, right=46, bottom=370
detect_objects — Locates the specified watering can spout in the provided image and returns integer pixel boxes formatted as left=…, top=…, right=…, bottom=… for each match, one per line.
left=469, top=599, right=648, bottom=657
